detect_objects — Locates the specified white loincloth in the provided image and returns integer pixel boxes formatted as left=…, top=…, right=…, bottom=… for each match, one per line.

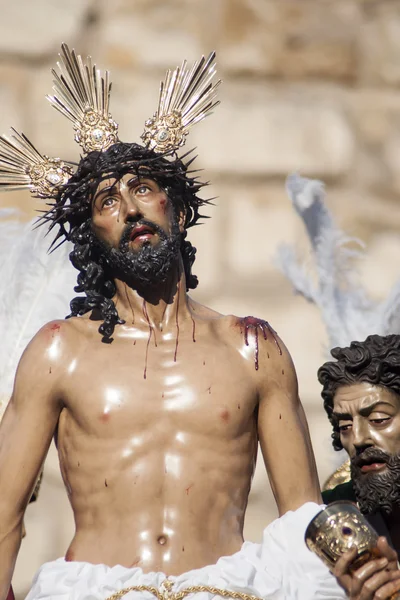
left=25, top=503, right=346, bottom=600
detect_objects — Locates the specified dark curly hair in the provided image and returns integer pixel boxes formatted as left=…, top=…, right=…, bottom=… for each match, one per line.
left=318, top=334, right=400, bottom=450
left=40, top=142, right=211, bottom=340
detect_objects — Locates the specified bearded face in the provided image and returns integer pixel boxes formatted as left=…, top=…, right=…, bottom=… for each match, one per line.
left=93, top=216, right=182, bottom=290
left=90, top=174, right=183, bottom=291
left=333, top=383, right=400, bottom=516
left=351, top=447, right=400, bottom=515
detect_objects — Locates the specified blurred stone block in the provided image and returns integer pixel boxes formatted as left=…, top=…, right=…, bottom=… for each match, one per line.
left=348, top=89, right=400, bottom=146
left=0, top=65, right=25, bottom=134
left=219, top=0, right=360, bottom=80
left=191, top=84, right=355, bottom=177
left=222, top=182, right=308, bottom=278
left=28, top=65, right=83, bottom=161
left=0, top=0, right=91, bottom=58
left=358, top=232, right=400, bottom=301
left=383, top=126, right=400, bottom=197
left=93, top=0, right=212, bottom=70
left=184, top=189, right=224, bottom=295
left=359, top=2, right=400, bottom=86
left=327, top=187, right=400, bottom=238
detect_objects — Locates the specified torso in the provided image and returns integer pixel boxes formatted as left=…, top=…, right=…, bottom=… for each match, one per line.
left=50, top=306, right=264, bottom=574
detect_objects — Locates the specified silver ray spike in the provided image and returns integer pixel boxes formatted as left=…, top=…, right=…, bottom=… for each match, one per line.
left=46, top=44, right=119, bottom=154
left=141, top=51, right=221, bottom=153
left=0, top=128, right=74, bottom=198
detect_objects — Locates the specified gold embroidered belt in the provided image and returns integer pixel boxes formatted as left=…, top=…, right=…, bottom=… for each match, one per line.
left=105, top=579, right=263, bottom=600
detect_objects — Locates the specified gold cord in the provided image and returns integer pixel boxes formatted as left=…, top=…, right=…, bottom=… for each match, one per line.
left=105, top=579, right=262, bottom=600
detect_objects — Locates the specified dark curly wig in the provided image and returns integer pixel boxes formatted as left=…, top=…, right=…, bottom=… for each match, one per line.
left=318, top=334, right=400, bottom=450
left=40, top=142, right=211, bottom=340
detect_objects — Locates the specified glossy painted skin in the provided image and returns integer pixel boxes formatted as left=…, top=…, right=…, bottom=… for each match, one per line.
left=333, top=383, right=400, bottom=462
left=0, top=174, right=321, bottom=598
left=332, top=383, right=400, bottom=598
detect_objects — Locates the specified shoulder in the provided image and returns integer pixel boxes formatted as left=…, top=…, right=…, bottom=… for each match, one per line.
left=27, top=317, right=84, bottom=347
left=17, top=316, right=91, bottom=372
left=12, top=317, right=94, bottom=403
left=211, top=312, right=295, bottom=381
left=230, top=314, right=293, bottom=369
left=188, top=297, right=224, bottom=320
left=189, top=301, right=295, bottom=376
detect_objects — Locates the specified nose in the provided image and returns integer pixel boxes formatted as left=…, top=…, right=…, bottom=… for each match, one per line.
left=352, top=418, right=374, bottom=454
left=122, top=194, right=142, bottom=223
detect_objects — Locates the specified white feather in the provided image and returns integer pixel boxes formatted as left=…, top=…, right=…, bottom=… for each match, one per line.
left=277, top=243, right=318, bottom=303
left=276, top=173, right=396, bottom=351
left=0, top=216, right=77, bottom=417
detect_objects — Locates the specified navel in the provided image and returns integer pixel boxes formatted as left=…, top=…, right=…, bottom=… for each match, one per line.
left=157, top=534, right=168, bottom=545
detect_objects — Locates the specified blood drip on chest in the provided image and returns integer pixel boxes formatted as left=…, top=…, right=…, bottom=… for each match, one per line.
left=237, top=316, right=282, bottom=370
left=142, top=300, right=155, bottom=379
left=174, top=286, right=180, bottom=361
left=6, top=587, right=15, bottom=600
left=191, top=316, right=196, bottom=342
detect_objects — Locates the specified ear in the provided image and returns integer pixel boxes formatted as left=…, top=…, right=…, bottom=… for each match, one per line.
left=178, top=210, right=186, bottom=233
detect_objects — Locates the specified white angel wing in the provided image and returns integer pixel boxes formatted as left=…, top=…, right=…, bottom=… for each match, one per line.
left=0, top=213, right=77, bottom=418
left=276, top=174, right=400, bottom=350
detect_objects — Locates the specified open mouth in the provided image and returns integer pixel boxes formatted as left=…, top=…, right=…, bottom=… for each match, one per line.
left=130, top=225, right=155, bottom=243
left=358, top=457, right=388, bottom=474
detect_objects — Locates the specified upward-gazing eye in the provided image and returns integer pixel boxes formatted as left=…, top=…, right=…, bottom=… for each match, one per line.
left=134, top=184, right=151, bottom=195
left=102, top=196, right=118, bottom=208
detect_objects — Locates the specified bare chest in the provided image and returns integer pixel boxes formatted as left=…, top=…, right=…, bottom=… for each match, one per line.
left=60, top=331, right=258, bottom=440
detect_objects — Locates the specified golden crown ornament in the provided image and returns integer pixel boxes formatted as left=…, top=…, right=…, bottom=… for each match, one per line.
left=0, top=128, right=73, bottom=198
left=141, top=52, right=220, bottom=153
left=46, top=43, right=119, bottom=154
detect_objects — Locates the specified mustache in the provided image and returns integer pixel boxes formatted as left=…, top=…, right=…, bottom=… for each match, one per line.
left=351, top=447, right=391, bottom=470
left=119, top=219, right=167, bottom=250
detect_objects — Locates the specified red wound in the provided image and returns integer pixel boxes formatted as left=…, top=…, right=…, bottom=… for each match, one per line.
left=65, top=549, right=74, bottom=562
left=237, top=316, right=282, bottom=370
left=50, top=323, right=61, bottom=339
left=6, top=587, right=15, bottom=600
left=130, top=557, right=141, bottom=567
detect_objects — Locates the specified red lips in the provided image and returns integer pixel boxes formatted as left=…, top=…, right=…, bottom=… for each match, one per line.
left=360, top=462, right=387, bottom=473
left=130, top=225, right=154, bottom=242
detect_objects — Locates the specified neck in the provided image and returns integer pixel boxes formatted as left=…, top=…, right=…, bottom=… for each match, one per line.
left=112, top=258, right=191, bottom=331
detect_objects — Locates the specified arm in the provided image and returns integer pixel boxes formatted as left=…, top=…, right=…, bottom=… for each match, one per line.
left=0, top=323, right=64, bottom=600
left=257, top=335, right=321, bottom=515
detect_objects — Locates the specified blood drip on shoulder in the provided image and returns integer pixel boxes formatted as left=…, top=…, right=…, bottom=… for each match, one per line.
left=235, top=315, right=282, bottom=370
left=47, top=322, right=62, bottom=339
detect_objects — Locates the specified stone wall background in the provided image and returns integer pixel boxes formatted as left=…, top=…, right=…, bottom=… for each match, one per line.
left=1, top=0, right=400, bottom=597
